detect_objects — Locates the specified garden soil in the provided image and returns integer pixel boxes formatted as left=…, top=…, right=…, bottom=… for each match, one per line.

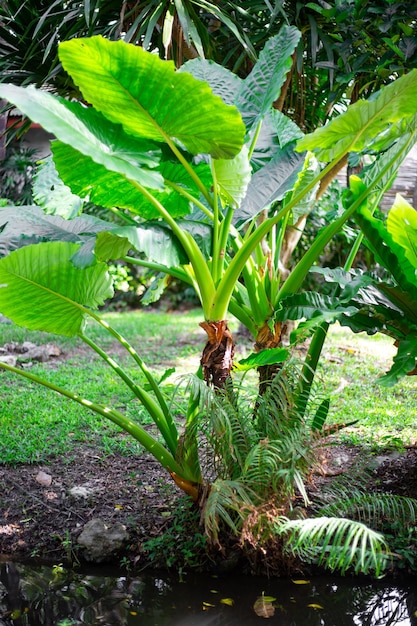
left=1, top=441, right=417, bottom=571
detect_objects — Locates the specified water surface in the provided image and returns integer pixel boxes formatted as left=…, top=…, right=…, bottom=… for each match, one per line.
left=0, top=562, right=416, bottom=625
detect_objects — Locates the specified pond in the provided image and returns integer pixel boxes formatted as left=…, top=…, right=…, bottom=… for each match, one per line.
left=0, top=561, right=416, bottom=626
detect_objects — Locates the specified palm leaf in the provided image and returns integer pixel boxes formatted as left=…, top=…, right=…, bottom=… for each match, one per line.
left=202, top=478, right=256, bottom=543
left=319, top=493, right=417, bottom=528
left=278, top=516, right=389, bottom=576
left=58, top=36, right=246, bottom=159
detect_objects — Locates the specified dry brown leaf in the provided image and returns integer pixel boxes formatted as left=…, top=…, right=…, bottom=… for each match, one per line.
left=253, top=596, right=276, bottom=618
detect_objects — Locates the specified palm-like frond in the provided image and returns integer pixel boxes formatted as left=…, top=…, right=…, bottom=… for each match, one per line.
left=319, top=493, right=417, bottom=529
left=277, top=516, right=389, bottom=576
left=202, top=478, right=256, bottom=543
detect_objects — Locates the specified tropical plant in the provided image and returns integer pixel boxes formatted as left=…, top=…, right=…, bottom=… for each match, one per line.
left=283, top=192, right=417, bottom=391
left=0, top=33, right=417, bottom=573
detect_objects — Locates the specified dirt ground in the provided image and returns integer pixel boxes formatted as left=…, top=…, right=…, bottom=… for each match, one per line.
left=1, top=441, right=417, bottom=570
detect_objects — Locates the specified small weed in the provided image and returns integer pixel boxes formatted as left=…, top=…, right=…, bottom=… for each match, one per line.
left=142, top=496, right=208, bottom=570
left=385, top=526, right=417, bottom=571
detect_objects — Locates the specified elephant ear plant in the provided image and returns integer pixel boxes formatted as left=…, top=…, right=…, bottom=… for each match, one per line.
left=1, top=32, right=417, bottom=574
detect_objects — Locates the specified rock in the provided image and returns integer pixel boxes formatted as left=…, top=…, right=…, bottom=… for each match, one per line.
left=68, top=486, right=92, bottom=499
left=77, top=518, right=128, bottom=563
left=0, top=355, right=17, bottom=367
left=35, top=471, right=52, bottom=487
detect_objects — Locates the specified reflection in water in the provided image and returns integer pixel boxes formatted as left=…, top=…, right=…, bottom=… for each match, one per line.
left=0, top=561, right=416, bottom=626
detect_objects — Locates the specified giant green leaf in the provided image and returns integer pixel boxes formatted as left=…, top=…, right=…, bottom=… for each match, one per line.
left=234, top=145, right=305, bottom=225
left=52, top=141, right=211, bottom=220
left=0, top=84, right=164, bottom=191
left=0, top=242, right=113, bottom=336
left=235, top=25, right=301, bottom=131
left=297, top=70, right=417, bottom=161
left=33, top=156, right=83, bottom=219
left=58, top=36, right=246, bottom=159
left=180, top=58, right=241, bottom=106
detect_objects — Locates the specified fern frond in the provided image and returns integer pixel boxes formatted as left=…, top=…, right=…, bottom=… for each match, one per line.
left=319, top=493, right=417, bottom=529
left=202, top=479, right=256, bottom=544
left=277, top=516, right=390, bottom=576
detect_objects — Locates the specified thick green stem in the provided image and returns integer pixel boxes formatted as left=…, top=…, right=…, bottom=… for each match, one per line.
left=123, top=256, right=194, bottom=286
left=164, top=179, right=214, bottom=220
left=211, top=158, right=221, bottom=284
left=81, top=332, right=178, bottom=455
left=86, top=312, right=178, bottom=447
left=0, top=360, right=190, bottom=479
left=294, top=159, right=409, bottom=418
left=131, top=181, right=216, bottom=318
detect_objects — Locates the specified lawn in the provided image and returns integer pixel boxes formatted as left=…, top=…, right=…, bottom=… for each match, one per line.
left=0, top=308, right=415, bottom=465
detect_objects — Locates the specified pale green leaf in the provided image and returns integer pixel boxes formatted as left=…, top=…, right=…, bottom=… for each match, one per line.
left=0, top=205, right=112, bottom=250
left=387, top=195, right=417, bottom=270
left=250, top=110, right=304, bottom=173
left=0, top=84, right=164, bottom=191
left=214, top=146, right=252, bottom=208
left=0, top=242, right=113, bottom=336
left=297, top=70, right=417, bottom=161
left=58, top=36, right=246, bottom=159
left=235, top=145, right=305, bottom=225
left=33, top=157, right=83, bottom=219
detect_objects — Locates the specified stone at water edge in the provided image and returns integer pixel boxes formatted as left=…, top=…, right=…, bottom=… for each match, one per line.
left=77, top=518, right=129, bottom=563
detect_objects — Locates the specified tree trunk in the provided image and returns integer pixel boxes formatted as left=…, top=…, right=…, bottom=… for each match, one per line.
left=255, top=320, right=286, bottom=395
left=200, top=320, right=235, bottom=388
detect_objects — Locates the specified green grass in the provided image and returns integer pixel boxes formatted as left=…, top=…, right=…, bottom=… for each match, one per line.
left=312, top=324, right=417, bottom=449
left=0, top=309, right=206, bottom=464
left=0, top=310, right=415, bottom=464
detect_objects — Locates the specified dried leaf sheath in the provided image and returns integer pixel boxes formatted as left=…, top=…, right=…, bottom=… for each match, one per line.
left=200, top=320, right=235, bottom=388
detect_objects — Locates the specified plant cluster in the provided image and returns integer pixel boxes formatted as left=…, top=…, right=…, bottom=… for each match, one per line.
left=0, top=29, right=416, bottom=575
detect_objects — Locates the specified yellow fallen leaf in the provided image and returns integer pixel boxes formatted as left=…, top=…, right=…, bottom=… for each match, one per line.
left=129, top=611, right=138, bottom=616
left=220, top=598, right=234, bottom=606
left=210, top=589, right=219, bottom=594
left=292, top=579, right=310, bottom=585
left=308, top=603, right=324, bottom=609
left=202, top=602, right=215, bottom=610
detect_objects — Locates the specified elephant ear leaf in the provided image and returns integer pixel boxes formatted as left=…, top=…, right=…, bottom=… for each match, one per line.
left=297, top=70, right=417, bottom=161
left=33, top=156, right=84, bottom=219
left=0, top=242, right=113, bottom=336
left=58, top=36, right=245, bottom=159
left=235, top=25, right=301, bottom=131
